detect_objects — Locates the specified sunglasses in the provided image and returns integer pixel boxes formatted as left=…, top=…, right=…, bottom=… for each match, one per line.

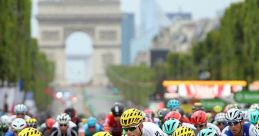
left=194, top=124, right=206, bottom=128
left=217, top=122, right=225, bottom=126
left=59, top=124, right=68, bottom=127
left=17, top=113, right=25, bottom=115
left=123, top=126, right=137, bottom=132
left=227, top=121, right=240, bottom=126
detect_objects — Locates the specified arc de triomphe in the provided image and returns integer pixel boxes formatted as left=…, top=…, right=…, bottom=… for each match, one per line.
left=37, top=0, right=121, bottom=86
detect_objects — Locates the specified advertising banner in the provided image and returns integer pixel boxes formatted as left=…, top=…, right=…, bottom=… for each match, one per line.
left=234, top=91, right=259, bottom=103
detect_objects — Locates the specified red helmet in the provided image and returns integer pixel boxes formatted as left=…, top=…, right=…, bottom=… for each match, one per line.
left=191, top=110, right=207, bottom=125
left=46, top=118, right=55, bottom=128
left=164, top=111, right=182, bottom=121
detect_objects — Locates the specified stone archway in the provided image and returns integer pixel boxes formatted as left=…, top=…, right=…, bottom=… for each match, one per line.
left=65, top=32, right=93, bottom=84
left=37, top=0, right=121, bottom=86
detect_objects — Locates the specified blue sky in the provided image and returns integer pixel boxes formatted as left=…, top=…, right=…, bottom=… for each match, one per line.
left=31, top=0, right=241, bottom=83
left=31, top=0, right=240, bottom=37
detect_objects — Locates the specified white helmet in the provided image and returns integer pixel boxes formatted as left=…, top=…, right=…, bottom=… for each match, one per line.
left=11, top=118, right=27, bottom=131
left=56, top=113, right=70, bottom=124
left=14, top=104, right=28, bottom=114
left=225, top=108, right=243, bottom=122
left=0, top=115, right=10, bottom=125
left=250, top=104, right=259, bottom=110
left=214, top=112, right=226, bottom=122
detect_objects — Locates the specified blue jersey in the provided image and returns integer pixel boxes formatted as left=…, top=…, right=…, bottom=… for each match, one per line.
left=222, top=122, right=259, bottom=136
left=4, top=131, right=15, bottom=136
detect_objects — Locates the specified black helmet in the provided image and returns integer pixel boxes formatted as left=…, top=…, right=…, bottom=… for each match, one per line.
left=64, top=107, right=76, bottom=118
left=111, top=102, right=124, bottom=117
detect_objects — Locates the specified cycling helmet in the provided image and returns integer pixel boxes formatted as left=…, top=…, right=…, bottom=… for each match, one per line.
left=11, top=118, right=27, bottom=131
left=191, top=110, right=207, bottom=125
left=162, top=119, right=181, bottom=135
left=164, top=111, right=182, bottom=121
left=214, top=112, right=226, bottom=122
left=64, top=108, right=76, bottom=118
left=198, top=128, right=218, bottom=136
left=167, top=99, right=180, bottom=110
left=111, top=102, right=124, bottom=117
left=87, top=117, right=96, bottom=127
left=26, top=118, right=38, bottom=128
left=56, top=113, right=71, bottom=124
left=249, top=110, right=259, bottom=124
left=18, top=127, right=42, bottom=136
left=14, top=104, right=28, bottom=114
left=158, top=108, right=170, bottom=120
left=172, top=126, right=195, bottom=136
left=224, top=104, right=240, bottom=112
left=120, top=108, right=144, bottom=128
left=144, top=109, right=155, bottom=118
left=0, top=115, right=10, bottom=125
left=225, top=108, right=243, bottom=122
left=93, top=131, right=112, bottom=136
left=46, top=118, right=55, bottom=128
left=0, top=119, right=9, bottom=132
left=192, top=102, right=204, bottom=111
left=250, top=104, right=259, bottom=110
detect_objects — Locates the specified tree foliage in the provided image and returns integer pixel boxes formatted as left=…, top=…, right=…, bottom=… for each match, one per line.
left=106, top=65, right=155, bottom=106
left=0, top=0, right=54, bottom=110
left=166, top=0, right=259, bottom=82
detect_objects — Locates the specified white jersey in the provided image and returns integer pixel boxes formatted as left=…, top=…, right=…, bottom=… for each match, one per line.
left=142, top=122, right=168, bottom=136
left=9, top=115, right=31, bottom=122
left=50, top=121, right=78, bottom=136
left=207, top=122, right=221, bottom=135
left=182, top=122, right=196, bottom=130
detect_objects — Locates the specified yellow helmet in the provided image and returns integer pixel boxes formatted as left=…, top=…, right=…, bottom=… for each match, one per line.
left=120, top=108, right=144, bottom=128
left=18, top=127, right=42, bottom=136
left=93, top=131, right=112, bottom=136
left=26, top=118, right=38, bottom=128
left=172, top=127, right=195, bottom=136
left=26, top=118, right=37, bottom=124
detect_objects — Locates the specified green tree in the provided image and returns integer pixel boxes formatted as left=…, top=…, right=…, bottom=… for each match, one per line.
left=106, top=65, right=155, bottom=106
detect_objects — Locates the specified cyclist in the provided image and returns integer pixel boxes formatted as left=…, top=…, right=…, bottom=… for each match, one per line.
left=50, top=113, right=78, bottom=136
left=214, top=112, right=227, bottom=131
left=18, top=127, right=42, bottom=136
left=39, top=118, right=55, bottom=136
left=222, top=108, right=259, bottom=136
left=167, top=99, right=180, bottom=111
left=0, top=117, right=9, bottom=136
left=120, top=108, right=167, bottom=136
left=191, top=110, right=220, bottom=134
left=10, top=104, right=30, bottom=121
left=162, top=119, right=181, bottom=135
left=249, top=109, right=259, bottom=125
left=157, top=108, right=170, bottom=128
left=65, top=108, right=81, bottom=131
left=26, top=118, right=38, bottom=128
left=5, top=118, right=27, bottom=136
left=84, top=117, right=102, bottom=136
left=103, top=102, right=124, bottom=136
